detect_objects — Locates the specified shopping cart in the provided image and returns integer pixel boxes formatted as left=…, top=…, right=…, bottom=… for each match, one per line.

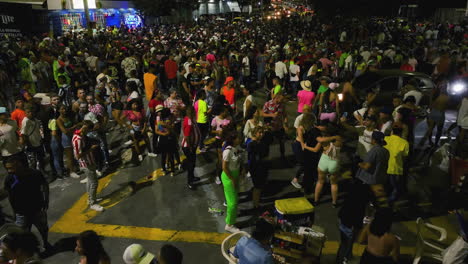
left=221, top=231, right=251, bottom=264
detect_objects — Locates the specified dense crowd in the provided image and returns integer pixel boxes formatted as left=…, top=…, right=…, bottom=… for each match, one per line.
left=0, top=13, right=467, bottom=264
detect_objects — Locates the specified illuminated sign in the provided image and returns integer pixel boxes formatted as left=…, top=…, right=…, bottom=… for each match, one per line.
left=72, top=0, right=96, bottom=9
left=124, top=14, right=141, bottom=27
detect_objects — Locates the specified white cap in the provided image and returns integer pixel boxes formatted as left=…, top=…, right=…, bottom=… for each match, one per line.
left=123, top=244, right=155, bottom=264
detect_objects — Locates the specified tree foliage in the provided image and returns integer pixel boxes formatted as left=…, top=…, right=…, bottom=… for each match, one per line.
left=132, top=0, right=200, bottom=17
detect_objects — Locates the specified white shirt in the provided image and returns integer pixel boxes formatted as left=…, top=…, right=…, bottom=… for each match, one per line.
left=275, top=61, right=288, bottom=79
left=241, top=56, right=250, bottom=76
left=361, top=51, right=371, bottom=62
left=344, top=55, right=353, bottom=71
left=222, top=146, right=244, bottom=171
left=243, top=119, right=263, bottom=140
left=289, top=64, right=300, bottom=82
left=84, top=112, right=99, bottom=124
left=0, top=120, right=21, bottom=156
left=294, top=114, right=304, bottom=129
left=20, top=117, right=42, bottom=147
left=340, top=31, right=347, bottom=42
left=408, top=58, right=418, bottom=69
left=425, top=30, right=433, bottom=40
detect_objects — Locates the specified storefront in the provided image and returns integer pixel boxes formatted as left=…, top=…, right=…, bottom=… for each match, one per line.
left=0, top=2, right=33, bottom=36
left=49, top=8, right=143, bottom=35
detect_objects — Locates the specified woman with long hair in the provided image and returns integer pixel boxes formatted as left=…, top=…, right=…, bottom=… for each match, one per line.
left=211, top=106, right=231, bottom=184
left=75, top=230, right=110, bottom=264
left=243, top=106, right=264, bottom=146
left=318, top=83, right=340, bottom=123
left=291, top=113, right=321, bottom=192
left=360, top=209, right=399, bottom=264
left=221, top=128, right=244, bottom=233
left=123, top=99, right=148, bottom=163
left=155, top=107, right=177, bottom=176
left=314, top=123, right=343, bottom=207
left=247, top=126, right=269, bottom=209
left=56, top=104, right=81, bottom=178
left=109, top=81, right=125, bottom=132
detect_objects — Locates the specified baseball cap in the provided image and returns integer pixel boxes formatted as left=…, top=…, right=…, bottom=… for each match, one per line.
left=203, top=76, right=211, bottom=81
left=319, top=76, right=331, bottom=82
left=372, top=131, right=386, bottom=145
left=123, top=244, right=155, bottom=264
left=0, top=106, right=7, bottom=114
left=224, top=76, right=234, bottom=85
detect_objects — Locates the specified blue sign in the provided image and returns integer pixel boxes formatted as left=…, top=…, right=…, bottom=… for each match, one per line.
left=124, top=14, right=141, bottom=27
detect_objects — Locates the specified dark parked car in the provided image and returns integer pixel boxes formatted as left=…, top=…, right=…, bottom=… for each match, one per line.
left=353, top=70, right=435, bottom=107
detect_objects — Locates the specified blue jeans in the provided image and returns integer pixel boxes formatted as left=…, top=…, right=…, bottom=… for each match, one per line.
left=336, top=222, right=355, bottom=263
left=50, top=136, right=64, bottom=176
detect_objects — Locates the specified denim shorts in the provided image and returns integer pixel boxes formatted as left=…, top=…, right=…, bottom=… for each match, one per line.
left=61, top=133, right=72, bottom=148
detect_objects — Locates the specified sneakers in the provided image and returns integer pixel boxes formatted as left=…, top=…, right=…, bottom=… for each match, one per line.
left=80, top=178, right=88, bottom=184
left=89, top=204, right=104, bottom=212
left=291, top=180, right=302, bottom=189
left=170, top=172, right=174, bottom=177
left=124, top=140, right=133, bottom=146
left=215, top=177, right=222, bottom=185
left=225, top=224, right=240, bottom=233
left=147, top=152, right=157, bottom=157
left=70, top=172, right=80, bottom=179
left=138, top=154, right=143, bottom=162
left=188, top=184, right=195, bottom=190
left=177, top=164, right=182, bottom=171
left=223, top=201, right=227, bottom=207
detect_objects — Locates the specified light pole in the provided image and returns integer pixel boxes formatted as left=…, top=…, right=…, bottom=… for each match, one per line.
left=83, top=0, right=92, bottom=35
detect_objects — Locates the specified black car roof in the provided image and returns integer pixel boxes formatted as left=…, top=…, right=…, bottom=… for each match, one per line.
left=370, top=69, right=432, bottom=79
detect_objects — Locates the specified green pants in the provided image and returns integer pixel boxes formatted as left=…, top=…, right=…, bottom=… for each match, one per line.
left=221, top=170, right=239, bottom=225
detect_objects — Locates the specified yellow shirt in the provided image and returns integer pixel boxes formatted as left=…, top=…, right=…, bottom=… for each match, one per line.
left=196, top=99, right=208, bottom=124
left=384, top=135, right=409, bottom=175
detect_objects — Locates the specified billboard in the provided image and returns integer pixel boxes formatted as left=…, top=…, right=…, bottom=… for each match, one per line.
left=0, top=2, right=33, bottom=36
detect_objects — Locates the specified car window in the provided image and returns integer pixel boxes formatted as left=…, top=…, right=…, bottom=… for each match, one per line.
left=417, top=77, right=435, bottom=90
left=374, top=77, right=399, bottom=93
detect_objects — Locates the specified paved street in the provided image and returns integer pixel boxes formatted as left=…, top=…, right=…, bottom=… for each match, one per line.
left=0, top=93, right=465, bottom=264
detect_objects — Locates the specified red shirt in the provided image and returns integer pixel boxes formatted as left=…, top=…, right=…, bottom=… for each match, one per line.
left=148, top=99, right=163, bottom=110
left=221, top=86, right=235, bottom=108
left=164, top=59, right=178, bottom=80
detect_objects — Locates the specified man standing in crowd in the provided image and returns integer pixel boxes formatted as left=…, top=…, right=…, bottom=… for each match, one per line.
left=4, top=156, right=52, bottom=251
left=72, top=120, right=104, bottom=212
left=356, top=131, right=390, bottom=207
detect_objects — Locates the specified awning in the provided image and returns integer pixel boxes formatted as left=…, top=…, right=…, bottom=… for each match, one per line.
left=0, top=0, right=44, bottom=4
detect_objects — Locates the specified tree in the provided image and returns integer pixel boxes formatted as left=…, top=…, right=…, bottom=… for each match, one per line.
left=132, top=0, right=200, bottom=17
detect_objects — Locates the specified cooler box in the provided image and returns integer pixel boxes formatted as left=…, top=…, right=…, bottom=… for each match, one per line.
left=275, top=197, right=314, bottom=226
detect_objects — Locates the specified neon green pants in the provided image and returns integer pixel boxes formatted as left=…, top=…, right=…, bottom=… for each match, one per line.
left=221, top=170, right=239, bottom=225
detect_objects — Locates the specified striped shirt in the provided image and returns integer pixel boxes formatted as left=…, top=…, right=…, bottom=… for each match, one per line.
left=72, top=131, right=95, bottom=169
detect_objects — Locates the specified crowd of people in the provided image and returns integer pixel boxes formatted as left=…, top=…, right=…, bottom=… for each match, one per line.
left=0, top=12, right=467, bottom=264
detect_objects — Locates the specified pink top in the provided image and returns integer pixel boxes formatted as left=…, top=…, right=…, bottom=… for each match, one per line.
left=297, top=90, right=315, bottom=113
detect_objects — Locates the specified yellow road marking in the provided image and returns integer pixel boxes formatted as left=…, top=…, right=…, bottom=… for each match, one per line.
left=50, top=147, right=426, bottom=255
